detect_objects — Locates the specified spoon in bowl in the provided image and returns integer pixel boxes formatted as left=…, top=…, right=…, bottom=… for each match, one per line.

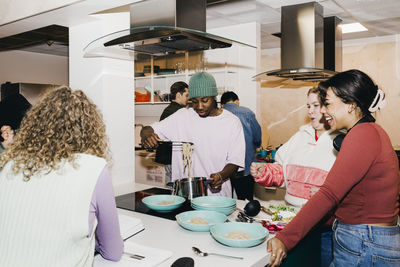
left=192, top=247, right=243, bottom=260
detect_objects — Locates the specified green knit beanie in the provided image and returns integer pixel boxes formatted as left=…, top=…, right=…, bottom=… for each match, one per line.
left=189, top=72, right=218, bottom=98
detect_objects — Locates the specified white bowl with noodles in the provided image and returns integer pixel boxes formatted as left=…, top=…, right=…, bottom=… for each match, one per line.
left=141, top=195, right=185, bottom=213
left=210, top=222, right=268, bottom=248
left=175, top=210, right=227, bottom=232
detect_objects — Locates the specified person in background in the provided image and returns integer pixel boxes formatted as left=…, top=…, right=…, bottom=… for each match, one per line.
left=160, top=81, right=189, bottom=121
left=141, top=72, right=245, bottom=197
left=267, top=69, right=399, bottom=267
left=251, top=86, right=339, bottom=266
left=0, top=93, right=31, bottom=153
left=0, top=86, right=123, bottom=266
left=221, top=91, right=261, bottom=200
left=159, top=81, right=189, bottom=183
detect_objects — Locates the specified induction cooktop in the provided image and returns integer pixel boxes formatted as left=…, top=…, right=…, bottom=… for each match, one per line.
left=115, top=187, right=193, bottom=221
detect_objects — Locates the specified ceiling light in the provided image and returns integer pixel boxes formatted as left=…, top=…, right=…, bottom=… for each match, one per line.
left=340, top=23, right=368, bottom=34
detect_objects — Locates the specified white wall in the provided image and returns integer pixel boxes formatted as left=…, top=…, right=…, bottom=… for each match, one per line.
left=69, top=12, right=135, bottom=195
left=0, top=50, right=68, bottom=86
left=207, top=22, right=260, bottom=113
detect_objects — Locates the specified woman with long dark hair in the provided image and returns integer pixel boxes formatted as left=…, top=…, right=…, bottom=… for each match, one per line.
left=267, top=69, right=400, bottom=266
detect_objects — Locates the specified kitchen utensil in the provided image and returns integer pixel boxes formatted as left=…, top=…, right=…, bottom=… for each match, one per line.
left=192, top=247, right=243, bottom=260
left=123, top=252, right=145, bottom=260
left=154, top=141, right=193, bottom=165
left=154, top=141, right=173, bottom=164
left=244, top=200, right=261, bottom=216
left=260, top=205, right=273, bottom=215
left=175, top=210, right=227, bottom=232
left=236, top=211, right=264, bottom=223
left=167, top=177, right=212, bottom=200
left=141, top=194, right=185, bottom=213
left=171, top=257, right=194, bottom=267
left=210, top=222, right=268, bottom=248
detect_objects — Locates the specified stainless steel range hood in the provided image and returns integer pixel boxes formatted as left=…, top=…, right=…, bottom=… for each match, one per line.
left=254, top=2, right=342, bottom=82
left=113, top=0, right=232, bottom=55
left=84, top=0, right=254, bottom=58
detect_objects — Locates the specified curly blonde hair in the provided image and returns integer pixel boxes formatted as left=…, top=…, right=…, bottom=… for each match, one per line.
left=0, top=86, right=110, bottom=180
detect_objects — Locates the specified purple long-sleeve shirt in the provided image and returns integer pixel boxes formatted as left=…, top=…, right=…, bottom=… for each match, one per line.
left=89, top=167, right=124, bottom=261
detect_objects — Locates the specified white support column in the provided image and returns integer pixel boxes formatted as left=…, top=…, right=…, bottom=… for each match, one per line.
left=207, top=22, right=260, bottom=113
left=69, top=12, right=135, bottom=194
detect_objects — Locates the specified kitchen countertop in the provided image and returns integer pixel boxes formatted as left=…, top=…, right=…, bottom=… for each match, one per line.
left=101, top=183, right=273, bottom=266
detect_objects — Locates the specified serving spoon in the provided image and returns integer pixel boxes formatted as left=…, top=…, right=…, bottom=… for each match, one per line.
left=192, top=247, right=243, bottom=260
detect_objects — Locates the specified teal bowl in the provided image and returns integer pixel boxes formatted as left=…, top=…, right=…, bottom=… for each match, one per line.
left=210, top=222, right=268, bottom=248
left=192, top=196, right=236, bottom=208
left=142, top=195, right=185, bottom=213
left=175, top=210, right=228, bottom=232
left=191, top=203, right=236, bottom=215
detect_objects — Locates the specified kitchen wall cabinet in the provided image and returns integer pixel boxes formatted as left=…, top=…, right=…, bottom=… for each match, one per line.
left=134, top=51, right=238, bottom=105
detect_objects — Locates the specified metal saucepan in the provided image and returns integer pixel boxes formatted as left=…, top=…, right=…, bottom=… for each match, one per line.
left=167, top=177, right=213, bottom=200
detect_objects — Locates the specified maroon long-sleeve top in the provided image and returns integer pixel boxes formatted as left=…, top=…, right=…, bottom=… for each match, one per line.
left=276, top=123, right=400, bottom=250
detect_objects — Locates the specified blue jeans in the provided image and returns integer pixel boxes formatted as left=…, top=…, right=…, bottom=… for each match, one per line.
left=330, top=219, right=400, bottom=266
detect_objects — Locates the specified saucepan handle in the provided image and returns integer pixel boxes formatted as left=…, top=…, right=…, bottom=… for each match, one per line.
left=166, top=182, right=177, bottom=195
left=204, top=179, right=214, bottom=186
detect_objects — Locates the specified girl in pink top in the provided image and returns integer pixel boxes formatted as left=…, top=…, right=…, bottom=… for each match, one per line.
left=251, top=87, right=339, bottom=266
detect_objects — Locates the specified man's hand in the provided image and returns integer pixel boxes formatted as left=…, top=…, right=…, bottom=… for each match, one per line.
left=140, top=126, right=162, bottom=148
left=267, top=237, right=288, bottom=267
left=1, top=125, right=15, bottom=149
left=209, top=172, right=223, bottom=190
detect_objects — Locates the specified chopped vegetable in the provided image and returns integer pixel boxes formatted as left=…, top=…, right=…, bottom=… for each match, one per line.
left=268, top=204, right=296, bottom=213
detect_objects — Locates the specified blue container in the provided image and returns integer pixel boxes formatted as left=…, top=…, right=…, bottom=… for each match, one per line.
left=142, top=195, right=185, bottom=213
left=210, top=222, right=268, bottom=248
left=175, top=210, right=227, bottom=232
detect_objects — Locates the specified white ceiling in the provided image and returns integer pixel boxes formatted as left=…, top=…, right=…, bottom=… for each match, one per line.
left=206, top=0, right=400, bottom=49
left=1, top=0, right=400, bottom=55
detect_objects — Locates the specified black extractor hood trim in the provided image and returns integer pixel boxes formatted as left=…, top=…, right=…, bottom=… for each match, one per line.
left=255, top=68, right=337, bottom=82
left=83, top=26, right=256, bottom=60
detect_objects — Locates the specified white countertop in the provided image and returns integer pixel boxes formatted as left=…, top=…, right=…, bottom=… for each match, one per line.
left=101, top=183, right=273, bottom=267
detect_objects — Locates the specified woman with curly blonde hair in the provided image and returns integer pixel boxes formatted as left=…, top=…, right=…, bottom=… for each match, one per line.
left=0, top=86, right=123, bottom=266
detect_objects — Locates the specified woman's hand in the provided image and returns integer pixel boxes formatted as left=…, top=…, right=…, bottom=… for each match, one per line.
left=250, top=162, right=266, bottom=178
left=267, top=237, right=287, bottom=267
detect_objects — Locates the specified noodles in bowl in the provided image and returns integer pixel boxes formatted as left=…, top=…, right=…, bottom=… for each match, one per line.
left=210, top=222, right=268, bottom=248
left=142, top=195, right=185, bottom=213
left=175, top=210, right=227, bottom=232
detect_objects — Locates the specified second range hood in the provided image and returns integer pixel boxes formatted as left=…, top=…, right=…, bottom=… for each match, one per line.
left=84, top=0, right=254, bottom=58
left=255, top=2, right=342, bottom=82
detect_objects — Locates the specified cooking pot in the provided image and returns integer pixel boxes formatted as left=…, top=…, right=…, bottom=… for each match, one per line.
left=167, top=177, right=212, bottom=200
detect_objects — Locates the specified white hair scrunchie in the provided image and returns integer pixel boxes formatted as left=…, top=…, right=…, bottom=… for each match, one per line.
left=368, top=89, right=387, bottom=112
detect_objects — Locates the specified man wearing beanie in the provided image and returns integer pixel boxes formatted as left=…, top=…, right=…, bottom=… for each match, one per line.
left=141, top=72, right=245, bottom=197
